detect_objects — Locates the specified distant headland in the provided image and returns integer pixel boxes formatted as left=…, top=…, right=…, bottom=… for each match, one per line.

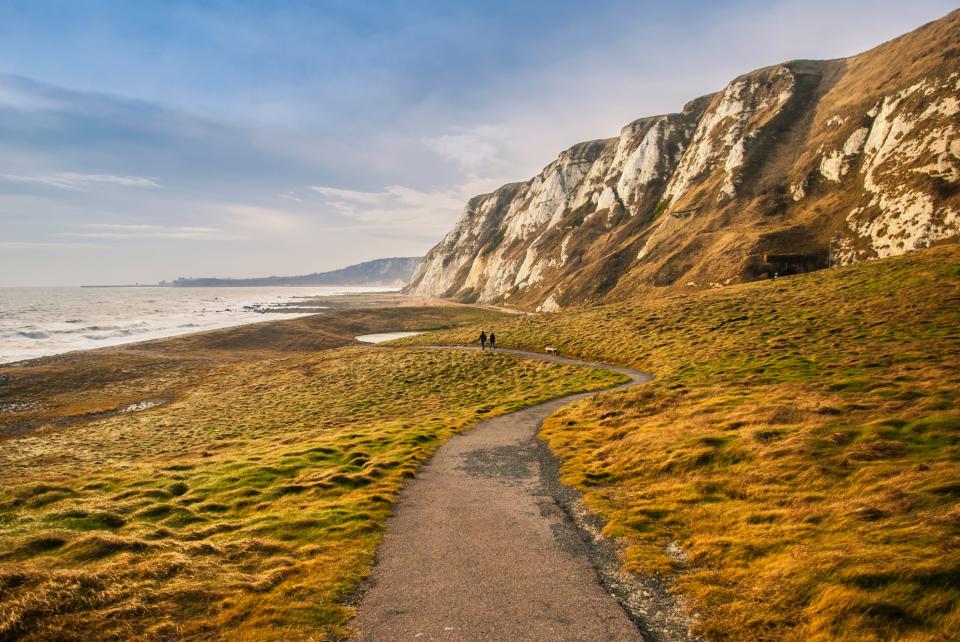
left=81, top=256, right=423, bottom=288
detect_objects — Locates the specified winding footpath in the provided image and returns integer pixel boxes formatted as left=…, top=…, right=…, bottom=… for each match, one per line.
left=350, top=346, right=661, bottom=642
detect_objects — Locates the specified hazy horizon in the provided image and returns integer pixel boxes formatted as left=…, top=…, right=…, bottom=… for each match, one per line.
left=1, top=0, right=956, bottom=286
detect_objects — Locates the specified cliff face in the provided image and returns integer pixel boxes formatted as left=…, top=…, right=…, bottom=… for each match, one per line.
left=407, top=10, right=960, bottom=310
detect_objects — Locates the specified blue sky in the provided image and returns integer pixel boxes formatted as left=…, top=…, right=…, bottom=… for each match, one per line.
left=0, top=0, right=955, bottom=285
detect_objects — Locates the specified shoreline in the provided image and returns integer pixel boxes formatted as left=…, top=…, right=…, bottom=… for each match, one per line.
left=0, top=290, right=460, bottom=367
left=2, top=310, right=313, bottom=367
left=0, top=301, right=511, bottom=441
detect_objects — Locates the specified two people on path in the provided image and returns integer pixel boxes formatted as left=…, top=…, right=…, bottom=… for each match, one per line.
left=479, top=330, right=496, bottom=350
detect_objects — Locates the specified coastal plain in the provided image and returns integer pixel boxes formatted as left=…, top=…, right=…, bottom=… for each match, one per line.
left=2, top=244, right=958, bottom=641
left=0, top=303, right=624, bottom=639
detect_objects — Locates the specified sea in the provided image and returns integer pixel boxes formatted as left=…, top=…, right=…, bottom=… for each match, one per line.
left=0, top=286, right=397, bottom=364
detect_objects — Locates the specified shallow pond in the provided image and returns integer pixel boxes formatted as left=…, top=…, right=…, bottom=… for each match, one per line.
left=355, top=331, right=424, bottom=344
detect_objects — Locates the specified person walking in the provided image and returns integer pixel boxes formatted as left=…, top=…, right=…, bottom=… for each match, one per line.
left=479, top=330, right=487, bottom=350
left=489, top=331, right=496, bottom=350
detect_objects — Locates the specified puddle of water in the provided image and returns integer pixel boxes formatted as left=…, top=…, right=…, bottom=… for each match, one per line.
left=119, top=400, right=162, bottom=413
left=355, top=331, right=423, bottom=344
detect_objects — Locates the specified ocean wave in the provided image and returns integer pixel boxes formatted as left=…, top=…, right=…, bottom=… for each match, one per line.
left=28, top=320, right=154, bottom=338
left=83, top=326, right=152, bottom=340
left=48, top=327, right=85, bottom=335
left=116, top=328, right=151, bottom=336
left=2, top=286, right=381, bottom=364
left=16, top=330, right=49, bottom=340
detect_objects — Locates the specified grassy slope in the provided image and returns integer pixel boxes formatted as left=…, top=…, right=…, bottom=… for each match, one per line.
left=0, top=328, right=624, bottom=639
left=398, top=244, right=960, bottom=640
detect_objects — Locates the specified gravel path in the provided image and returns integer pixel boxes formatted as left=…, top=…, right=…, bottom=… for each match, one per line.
left=349, top=347, right=686, bottom=642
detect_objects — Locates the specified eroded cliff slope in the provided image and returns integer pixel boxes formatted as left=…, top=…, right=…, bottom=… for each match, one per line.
left=407, top=10, right=960, bottom=309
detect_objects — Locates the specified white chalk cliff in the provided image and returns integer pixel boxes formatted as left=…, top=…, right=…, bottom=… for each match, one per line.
left=408, top=10, right=960, bottom=309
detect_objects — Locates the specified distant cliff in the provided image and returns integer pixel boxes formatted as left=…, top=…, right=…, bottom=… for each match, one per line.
left=171, top=257, right=422, bottom=287
left=407, top=10, right=960, bottom=310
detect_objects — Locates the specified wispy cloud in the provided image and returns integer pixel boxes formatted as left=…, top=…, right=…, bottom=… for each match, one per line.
left=0, top=78, right=63, bottom=111
left=0, top=240, right=109, bottom=250
left=310, top=182, right=507, bottom=234
left=310, top=185, right=388, bottom=205
left=425, top=125, right=512, bottom=175
left=0, top=172, right=161, bottom=191
left=61, top=223, right=234, bottom=240
left=214, top=204, right=306, bottom=233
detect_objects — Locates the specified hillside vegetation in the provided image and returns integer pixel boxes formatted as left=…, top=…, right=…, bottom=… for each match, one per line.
left=398, top=244, right=960, bottom=640
left=0, top=311, right=624, bottom=639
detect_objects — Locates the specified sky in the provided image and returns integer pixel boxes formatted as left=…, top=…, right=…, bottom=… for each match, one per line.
left=0, top=0, right=955, bottom=286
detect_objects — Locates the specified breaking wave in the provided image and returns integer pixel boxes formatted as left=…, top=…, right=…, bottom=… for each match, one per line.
left=16, top=330, right=49, bottom=340
left=0, top=285, right=398, bottom=364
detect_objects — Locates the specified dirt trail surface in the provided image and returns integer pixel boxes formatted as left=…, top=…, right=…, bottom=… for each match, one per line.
left=350, top=347, right=658, bottom=642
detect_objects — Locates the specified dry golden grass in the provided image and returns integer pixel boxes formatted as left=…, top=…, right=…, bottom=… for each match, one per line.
left=399, top=244, right=960, bottom=640
left=0, top=327, right=623, bottom=639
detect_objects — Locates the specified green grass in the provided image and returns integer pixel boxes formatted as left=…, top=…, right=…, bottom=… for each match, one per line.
left=398, top=244, right=960, bottom=641
left=0, top=346, right=623, bottom=640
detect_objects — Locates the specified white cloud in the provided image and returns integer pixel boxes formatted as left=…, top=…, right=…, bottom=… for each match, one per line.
left=225, top=204, right=304, bottom=231
left=310, top=185, right=387, bottom=205
left=309, top=160, right=520, bottom=236
left=309, top=182, right=479, bottom=234
left=426, top=125, right=509, bottom=173
left=61, top=223, right=234, bottom=240
left=0, top=172, right=161, bottom=190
